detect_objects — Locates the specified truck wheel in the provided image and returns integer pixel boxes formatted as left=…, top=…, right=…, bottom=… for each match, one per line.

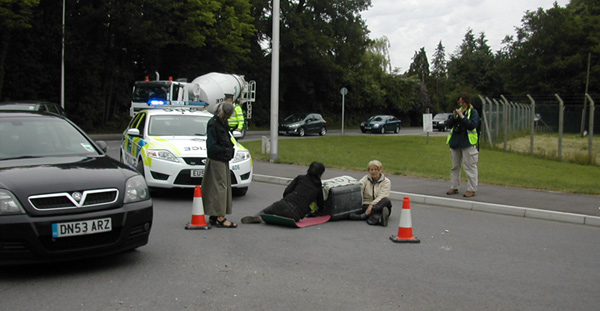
left=299, top=127, right=306, bottom=137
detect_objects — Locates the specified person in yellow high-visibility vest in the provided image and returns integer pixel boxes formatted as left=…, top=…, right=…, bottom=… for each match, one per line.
left=445, top=92, right=480, bottom=197
left=225, top=94, right=245, bottom=134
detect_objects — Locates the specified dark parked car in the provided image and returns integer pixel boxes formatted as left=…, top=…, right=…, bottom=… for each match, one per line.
left=360, top=115, right=401, bottom=134
left=432, top=113, right=453, bottom=131
left=0, top=100, right=66, bottom=117
left=0, top=111, right=153, bottom=265
left=278, top=113, right=327, bottom=137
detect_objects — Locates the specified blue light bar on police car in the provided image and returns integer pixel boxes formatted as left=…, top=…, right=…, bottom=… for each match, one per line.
left=148, top=99, right=169, bottom=106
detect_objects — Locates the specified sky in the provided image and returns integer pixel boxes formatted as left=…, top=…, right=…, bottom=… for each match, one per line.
left=362, top=0, right=571, bottom=73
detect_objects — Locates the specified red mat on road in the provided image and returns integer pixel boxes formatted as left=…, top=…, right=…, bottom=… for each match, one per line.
left=260, top=215, right=331, bottom=228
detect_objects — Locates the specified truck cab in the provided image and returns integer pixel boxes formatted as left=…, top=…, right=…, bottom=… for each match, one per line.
left=130, top=79, right=189, bottom=117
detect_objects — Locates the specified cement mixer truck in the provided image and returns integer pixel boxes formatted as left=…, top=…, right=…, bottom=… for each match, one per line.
left=130, top=72, right=256, bottom=137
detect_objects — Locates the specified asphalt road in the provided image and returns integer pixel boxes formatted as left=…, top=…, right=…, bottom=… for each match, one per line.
left=0, top=141, right=599, bottom=311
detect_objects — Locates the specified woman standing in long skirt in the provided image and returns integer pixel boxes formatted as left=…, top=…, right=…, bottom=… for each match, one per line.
left=202, top=102, right=238, bottom=228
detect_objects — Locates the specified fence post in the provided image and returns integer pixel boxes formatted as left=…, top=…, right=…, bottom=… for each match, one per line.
left=585, top=93, right=594, bottom=162
left=479, top=95, right=493, bottom=148
left=493, top=98, right=500, bottom=140
left=527, top=95, right=535, bottom=156
left=555, top=94, right=564, bottom=160
left=501, top=95, right=509, bottom=151
left=486, top=97, right=493, bottom=138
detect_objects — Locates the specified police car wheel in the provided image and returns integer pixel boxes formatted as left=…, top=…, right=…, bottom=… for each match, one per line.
left=232, top=187, right=248, bottom=197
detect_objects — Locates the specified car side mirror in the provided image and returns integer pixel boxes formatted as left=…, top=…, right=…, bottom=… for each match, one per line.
left=95, top=140, right=108, bottom=153
left=127, top=128, right=141, bottom=136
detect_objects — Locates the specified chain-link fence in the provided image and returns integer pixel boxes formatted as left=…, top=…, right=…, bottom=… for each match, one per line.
left=477, top=94, right=598, bottom=165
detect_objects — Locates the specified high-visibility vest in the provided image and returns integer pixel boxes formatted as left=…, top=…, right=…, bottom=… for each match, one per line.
left=228, top=104, right=245, bottom=130
left=447, top=108, right=478, bottom=145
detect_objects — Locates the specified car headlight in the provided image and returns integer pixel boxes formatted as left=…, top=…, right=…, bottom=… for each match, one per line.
left=0, top=189, right=26, bottom=215
left=232, top=149, right=251, bottom=163
left=147, top=149, right=179, bottom=163
left=124, top=175, right=150, bottom=203
left=289, top=123, right=301, bottom=128
left=372, top=123, right=380, bottom=128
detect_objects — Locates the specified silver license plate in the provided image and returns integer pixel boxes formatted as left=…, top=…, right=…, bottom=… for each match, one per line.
left=191, top=169, right=204, bottom=177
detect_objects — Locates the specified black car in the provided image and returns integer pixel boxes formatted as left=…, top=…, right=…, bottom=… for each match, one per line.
left=0, top=100, right=66, bottom=117
left=360, top=115, right=401, bottom=134
left=0, top=111, right=153, bottom=265
left=278, top=113, right=327, bottom=136
left=432, top=113, right=453, bottom=131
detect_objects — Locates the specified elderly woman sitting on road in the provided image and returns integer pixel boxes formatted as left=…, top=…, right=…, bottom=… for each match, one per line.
left=349, top=160, right=392, bottom=227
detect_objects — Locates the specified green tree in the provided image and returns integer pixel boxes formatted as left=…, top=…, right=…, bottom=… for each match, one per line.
left=258, top=0, right=372, bottom=121
left=430, top=41, right=449, bottom=112
left=501, top=2, right=598, bottom=96
left=448, top=29, right=499, bottom=97
left=0, top=0, right=39, bottom=99
left=407, top=47, right=430, bottom=83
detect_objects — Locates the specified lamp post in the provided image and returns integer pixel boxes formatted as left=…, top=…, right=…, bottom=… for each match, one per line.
left=269, top=0, right=280, bottom=161
left=340, top=87, right=347, bottom=136
left=61, top=0, right=65, bottom=109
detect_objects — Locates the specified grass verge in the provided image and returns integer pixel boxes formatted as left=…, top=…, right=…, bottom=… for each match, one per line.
left=243, top=135, right=600, bottom=195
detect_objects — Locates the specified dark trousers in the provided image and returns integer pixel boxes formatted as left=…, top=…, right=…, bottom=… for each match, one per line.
left=260, top=199, right=303, bottom=221
left=351, top=197, right=392, bottom=225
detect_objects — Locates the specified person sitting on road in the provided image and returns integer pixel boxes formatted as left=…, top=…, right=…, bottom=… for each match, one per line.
left=241, top=162, right=326, bottom=223
left=349, top=160, right=392, bottom=227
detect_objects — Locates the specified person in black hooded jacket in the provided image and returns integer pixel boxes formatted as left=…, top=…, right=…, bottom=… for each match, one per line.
left=241, top=162, right=325, bottom=223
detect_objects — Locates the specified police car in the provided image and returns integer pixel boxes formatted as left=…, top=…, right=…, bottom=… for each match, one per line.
left=120, top=107, right=252, bottom=196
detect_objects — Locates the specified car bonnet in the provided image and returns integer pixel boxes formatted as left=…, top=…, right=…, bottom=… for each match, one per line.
left=144, top=135, right=210, bottom=157
left=0, top=156, right=135, bottom=200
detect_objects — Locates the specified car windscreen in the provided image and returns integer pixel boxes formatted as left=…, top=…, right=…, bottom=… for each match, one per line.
left=148, top=115, right=208, bottom=136
left=0, top=104, right=38, bottom=111
left=132, top=85, right=169, bottom=102
left=433, top=114, right=449, bottom=120
left=284, top=114, right=307, bottom=122
left=0, top=117, right=100, bottom=160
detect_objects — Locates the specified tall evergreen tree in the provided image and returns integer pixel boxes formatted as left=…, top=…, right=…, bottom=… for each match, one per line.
left=431, top=41, right=448, bottom=112
left=407, top=47, right=430, bottom=83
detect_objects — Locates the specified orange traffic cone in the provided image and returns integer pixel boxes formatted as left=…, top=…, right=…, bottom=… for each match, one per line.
left=390, top=196, right=420, bottom=243
left=185, top=185, right=211, bottom=230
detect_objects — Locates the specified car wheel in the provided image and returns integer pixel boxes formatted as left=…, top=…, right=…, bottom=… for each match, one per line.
left=361, top=129, right=366, bottom=133
left=319, top=127, right=327, bottom=136
left=232, top=187, right=248, bottom=197
left=136, top=158, right=145, bottom=177
left=298, top=127, right=305, bottom=137
left=379, top=127, right=385, bottom=134
left=394, top=126, right=400, bottom=133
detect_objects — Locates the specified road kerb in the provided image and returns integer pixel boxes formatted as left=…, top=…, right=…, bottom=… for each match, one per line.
left=253, top=174, right=600, bottom=227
